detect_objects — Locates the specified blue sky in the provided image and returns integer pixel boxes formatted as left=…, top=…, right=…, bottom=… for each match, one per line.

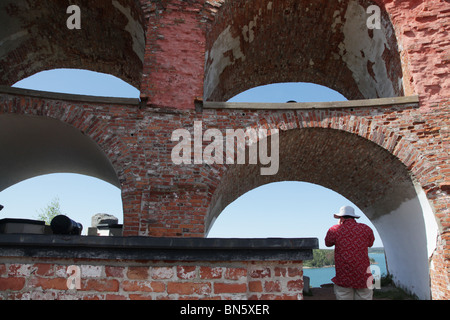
left=3, top=69, right=383, bottom=248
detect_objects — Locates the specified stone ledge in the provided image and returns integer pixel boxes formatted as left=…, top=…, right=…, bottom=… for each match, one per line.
left=0, top=85, right=140, bottom=106
left=199, top=95, right=420, bottom=111
left=0, top=235, right=318, bottom=262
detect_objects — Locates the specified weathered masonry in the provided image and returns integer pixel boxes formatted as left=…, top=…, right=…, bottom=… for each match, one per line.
left=0, top=0, right=449, bottom=300
left=0, top=235, right=316, bottom=300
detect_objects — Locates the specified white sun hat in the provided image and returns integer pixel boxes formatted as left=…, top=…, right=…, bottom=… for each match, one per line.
left=334, top=205, right=360, bottom=219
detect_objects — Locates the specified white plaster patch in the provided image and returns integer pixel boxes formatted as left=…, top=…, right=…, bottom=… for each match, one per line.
left=112, top=0, right=145, bottom=63
left=204, top=26, right=246, bottom=99
left=340, top=0, right=398, bottom=98
left=242, top=8, right=264, bottom=44
left=242, top=15, right=258, bottom=43
left=11, top=264, right=33, bottom=276
left=56, top=266, right=68, bottom=277
left=81, top=265, right=102, bottom=277
left=178, top=266, right=197, bottom=279
left=331, top=10, right=343, bottom=33
left=151, top=266, right=174, bottom=279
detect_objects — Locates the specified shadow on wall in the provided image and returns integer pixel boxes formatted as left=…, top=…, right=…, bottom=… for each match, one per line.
left=0, top=114, right=120, bottom=193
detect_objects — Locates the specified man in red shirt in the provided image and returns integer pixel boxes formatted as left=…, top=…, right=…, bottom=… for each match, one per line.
left=325, top=205, right=375, bottom=300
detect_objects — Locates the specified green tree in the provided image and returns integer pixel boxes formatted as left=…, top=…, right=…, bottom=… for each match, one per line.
left=304, top=249, right=335, bottom=268
left=36, top=197, right=64, bottom=225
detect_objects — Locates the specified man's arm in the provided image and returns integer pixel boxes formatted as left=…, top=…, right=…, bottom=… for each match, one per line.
left=325, top=227, right=336, bottom=247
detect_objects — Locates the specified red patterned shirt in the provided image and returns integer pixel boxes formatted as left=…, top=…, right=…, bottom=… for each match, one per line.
left=325, top=218, right=375, bottom=289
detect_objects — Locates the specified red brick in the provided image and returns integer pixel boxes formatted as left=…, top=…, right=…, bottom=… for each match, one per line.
left=127, top=267, right=149, bottom=280
left=259, top=294, right=300, bottom=300
left=34, top=263, right=54, bottom=277
left=177, top=266, right=197, bottom=279
left=199, top=266, right=223, bottom=279
left=0, top=277, right=26, bottom=291
left=122, top=280, right=165, bottom=293
left=30, top=277, right=68, bottom=290
left=274, top=267, right=287, bottom=277
left=81, top=294, right=103, bottom=300
left=214, top=282, right=247, bottom=294
left=105, top=266, right=125, bottom=278
left=287, top=279, right=303, bottom=292
left=105, top=294, right=127, bottom=300
left=129, top=294, right=153, bottom=300
left=264, top=281, right=281, bottom=293
left=288, top=267, right=302, bottom=277
left=249, top=281, right=263, bottom=292
left=81, top=279, right=119, bottom=292
left=167, top=282, right=211, bottom=295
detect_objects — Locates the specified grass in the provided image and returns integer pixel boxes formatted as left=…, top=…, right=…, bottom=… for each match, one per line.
left=304, top=274, right=418, bottom=300
left=373, top=274, right=418, bottom=300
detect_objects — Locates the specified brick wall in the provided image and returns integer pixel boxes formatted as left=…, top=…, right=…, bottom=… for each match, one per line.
left=0, top=90, right=448, bottom=299
left=0, top=258, right=304, bottom=300
left=0, top=0, right=449, bottom=299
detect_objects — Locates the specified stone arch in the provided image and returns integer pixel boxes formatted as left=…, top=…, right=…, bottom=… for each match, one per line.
left=201, top=0, right=448, bottom=298
left=0, top=113, right=119, bottom=192
left=0, top=95, right=133, bottom=193
left=0, top=0, right=145, bottom=89
left=204, top=107, right=440, bottom=299
left=204, top=0, right=404, bottom=102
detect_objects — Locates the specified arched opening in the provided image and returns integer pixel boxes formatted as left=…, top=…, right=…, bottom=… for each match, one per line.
left=0, top=114, right=120, bottom=192
left=0, top=113, right=123, bottom=234
left=204, top=0, right=404, bottom=102
left=207, top=181, right=387, bottom=289
left=228, top=82, right=347, bottom=103
left=12, top=69, right=140, bottom=98
left=207, top=181, right=382, bottom=247
left=6, top=66, right=141, bottom=187
left=0, top=68, right=136, bottom=234
left=0, top=0, right=145, bottom=89
left=0, top=173, right=123, bottom=236
left=202, top=0, right=438, bottom=299
left=204, top=79, right=437, bottom=299
left=206, top=125, right=436, bottom=299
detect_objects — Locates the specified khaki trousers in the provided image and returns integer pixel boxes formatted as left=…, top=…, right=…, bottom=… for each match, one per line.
left=334, top=284, right=373, bottom=300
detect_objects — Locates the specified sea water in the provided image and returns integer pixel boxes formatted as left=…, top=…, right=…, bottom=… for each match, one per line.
left=304, top=253, right=387, bottom=288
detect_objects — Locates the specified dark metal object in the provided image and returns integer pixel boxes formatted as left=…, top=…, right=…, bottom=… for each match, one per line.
left=50, top=215, right=83, bottom=235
